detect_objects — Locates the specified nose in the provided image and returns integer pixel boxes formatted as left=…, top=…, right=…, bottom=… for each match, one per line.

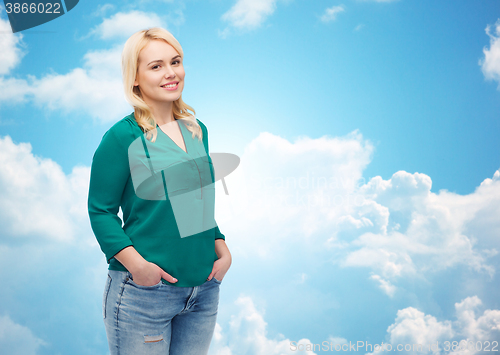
left=164, top=66, right=176, bottom=79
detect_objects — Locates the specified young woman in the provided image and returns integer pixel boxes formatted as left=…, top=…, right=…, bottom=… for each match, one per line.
left=88, top=27, right=231, bottom=355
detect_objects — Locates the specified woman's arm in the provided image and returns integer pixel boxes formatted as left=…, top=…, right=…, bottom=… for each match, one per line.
left=88, top=129, right=134, bottom=262
left=208, top=239, right=232, bottom=281
left=88, top=127, right=177, bottom=285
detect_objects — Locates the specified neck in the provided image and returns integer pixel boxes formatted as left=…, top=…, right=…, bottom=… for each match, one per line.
left=145, top=99, right=176, bottom=126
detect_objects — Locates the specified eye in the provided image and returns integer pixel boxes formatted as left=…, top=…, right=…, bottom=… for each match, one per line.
left=172, top=60, right=181, bottom=65
left=152, top=65, right=160, bottom=70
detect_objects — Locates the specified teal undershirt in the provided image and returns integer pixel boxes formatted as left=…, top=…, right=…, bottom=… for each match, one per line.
left=87, top=112, right=225, bottom=287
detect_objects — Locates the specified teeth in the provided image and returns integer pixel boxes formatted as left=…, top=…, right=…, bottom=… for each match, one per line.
left=162, top=83, right=177, bottom=88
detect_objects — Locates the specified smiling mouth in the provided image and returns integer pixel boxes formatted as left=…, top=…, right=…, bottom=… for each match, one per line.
left=161, top=82, right=179, bottom=89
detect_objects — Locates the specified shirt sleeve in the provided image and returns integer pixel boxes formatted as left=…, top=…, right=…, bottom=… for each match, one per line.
left=197, top=118, right=226, bottom=241
left=88, top=128, right=134, bottom=263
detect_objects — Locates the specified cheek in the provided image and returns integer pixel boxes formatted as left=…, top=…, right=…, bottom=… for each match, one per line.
left=178, top=68, right=186, bottom=80
left=143, top=75, right=160, bottom=90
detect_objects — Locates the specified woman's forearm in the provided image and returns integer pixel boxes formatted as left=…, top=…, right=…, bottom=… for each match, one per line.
left=215, top=239, right=231, bottom=261
left=113, top=246, right=149, bottom=274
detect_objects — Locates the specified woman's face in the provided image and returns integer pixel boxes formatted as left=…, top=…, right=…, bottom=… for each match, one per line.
left=134, top=39, right=185, bottom=106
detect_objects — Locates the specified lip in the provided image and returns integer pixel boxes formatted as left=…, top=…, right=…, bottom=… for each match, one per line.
left=161, top=82, right=179, bottom=91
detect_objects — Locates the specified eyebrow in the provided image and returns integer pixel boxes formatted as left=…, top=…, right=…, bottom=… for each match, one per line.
left=147, top=55, right=182, bottom=66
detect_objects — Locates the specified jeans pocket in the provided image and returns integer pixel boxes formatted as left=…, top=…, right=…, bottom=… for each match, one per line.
left=126, top=276, right=163, bottom=289
left=212, top=277, right=222, bottom=284
left=102, top=274, right=112, bottom=319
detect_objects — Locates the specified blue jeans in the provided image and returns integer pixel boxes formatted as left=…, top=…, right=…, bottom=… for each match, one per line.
left=103, top=270, right=221, bottom=355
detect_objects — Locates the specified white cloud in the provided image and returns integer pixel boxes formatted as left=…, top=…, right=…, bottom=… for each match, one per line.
left=87, top=10, right=165, bottom=40
left=209, top=295, right=317, bottom=355
left=0, top=44, right=130, bottom=122
left=319, top=5, right=346, bottom=23
left=218, top=129, right=373, bottom=258
left=385, top=307, right=453, bottom=350
left=0, top=76, right=32, bottom=103
left=0, top=136, right=108, bottom=353
left=219, top=129, right=500, bottom=296
left=337, top=168, right=500, bottom=288
left=0, top=9, right=26, bottom=76
left=368, top=296, right=500, bottom=355
left=221, top=0, right=278, bottom=31
left=0, top=135, right=90, bottom=244
left=370, top=273, right=396, bottom=297
left=480, top=19, right=500, bottom=89
left=0, top=314, right=46, bottom=355
left=90, top=3, right=116, bottom=17
left=30, top=45, right=129, bottom=122
left=454, top=296, right=500, bottom=348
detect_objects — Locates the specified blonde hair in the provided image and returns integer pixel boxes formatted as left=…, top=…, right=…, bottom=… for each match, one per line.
left=121, top=27, right=202, bottom=143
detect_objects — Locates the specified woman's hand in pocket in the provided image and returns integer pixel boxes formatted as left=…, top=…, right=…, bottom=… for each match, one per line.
left=208, top=254, right=231, bottom=282
left=131, top=261, right=177, bottom=286
left=114, top=246, right=178, bottom=286
left=208, top=239, right=232, bottom=282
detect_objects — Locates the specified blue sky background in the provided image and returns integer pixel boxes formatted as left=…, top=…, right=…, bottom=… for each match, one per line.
left=0, top=0, right=499, bottom=354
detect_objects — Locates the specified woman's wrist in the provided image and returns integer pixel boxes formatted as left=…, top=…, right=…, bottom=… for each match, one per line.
left=113, top=246, right=149, bottom=275
left=215, top=239, right=231, bottom=260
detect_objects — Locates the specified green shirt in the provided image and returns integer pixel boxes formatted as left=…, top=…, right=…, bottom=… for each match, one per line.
left=87, top=112, right=225, bottom=287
